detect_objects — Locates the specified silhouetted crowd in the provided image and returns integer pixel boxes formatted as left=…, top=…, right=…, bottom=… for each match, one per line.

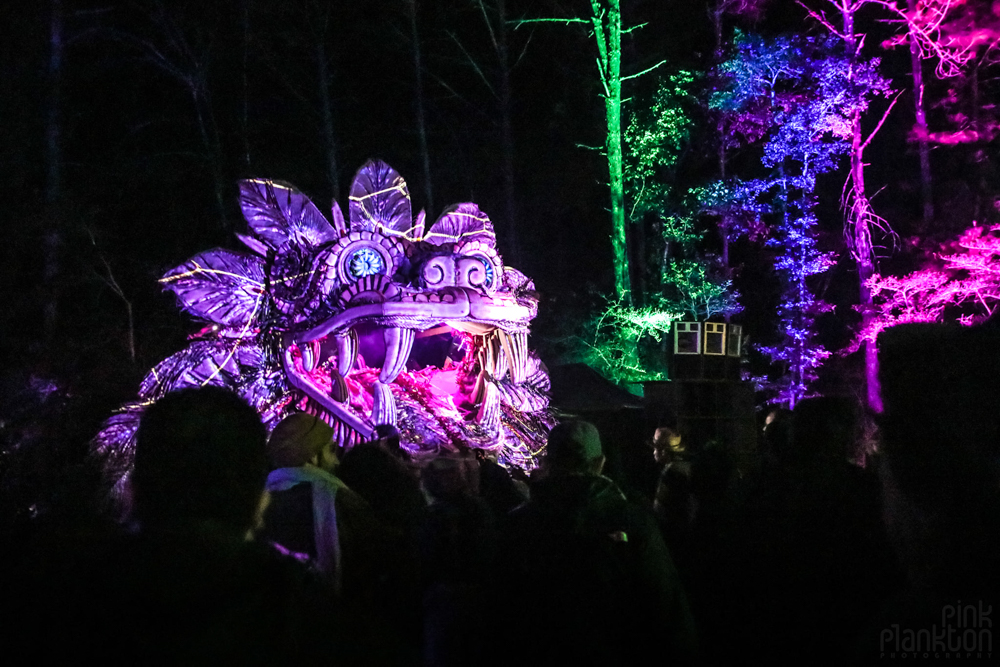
left=2, top=321, right=998, bottom=665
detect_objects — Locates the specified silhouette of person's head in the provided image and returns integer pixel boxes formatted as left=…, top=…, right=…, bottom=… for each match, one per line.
left=876, top=322, right=1000, bottom=607
left=132, top=387, right=267, bottom=533
left=545, top=420, right=605, bottom=475
left=790, top=396, right=857, bottom=468
left=267, top=412, right=336, bottom=471
left=878, top=323, right=1000, bottom=515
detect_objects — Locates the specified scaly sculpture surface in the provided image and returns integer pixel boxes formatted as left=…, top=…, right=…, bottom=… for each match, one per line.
left=93, top=161, right=553, bottom=498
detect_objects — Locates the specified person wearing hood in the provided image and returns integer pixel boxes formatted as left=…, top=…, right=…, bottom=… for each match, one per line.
left=495, top=420, right=698, bottom=666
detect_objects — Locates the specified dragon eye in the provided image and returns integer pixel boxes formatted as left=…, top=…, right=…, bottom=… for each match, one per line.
left=477, top=257, right=494, bottom=288
left=348, top=247, right=385, bottom=279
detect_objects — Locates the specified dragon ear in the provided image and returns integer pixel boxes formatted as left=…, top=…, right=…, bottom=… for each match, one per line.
left=239, top=179, right=337, bottom=251
left=235, top=232, right=269, bottom=257
left=413, top=209, right=427, bottom=240
left=331, top=199, right=348, bottom=236
left=424, top=203, right=496, bottom=246
left=348, top=160, right=415, bottom=237
left=160, top=248, right=266, bottom=328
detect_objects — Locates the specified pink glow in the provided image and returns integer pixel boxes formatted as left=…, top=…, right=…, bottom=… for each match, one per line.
left=861, top=224, right=1000, bottom=346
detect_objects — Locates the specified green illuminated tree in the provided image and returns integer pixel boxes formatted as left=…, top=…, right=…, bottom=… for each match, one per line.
left=624, top=72, right=741, bottom=321
left=588, top=0, right=628, bottom=300
left=518, top=2, right=664, bottom=301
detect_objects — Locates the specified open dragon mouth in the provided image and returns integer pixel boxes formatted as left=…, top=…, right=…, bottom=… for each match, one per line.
left=281, top=285, right=539, bottom=459
left=92, top=160, right=553, bottom=484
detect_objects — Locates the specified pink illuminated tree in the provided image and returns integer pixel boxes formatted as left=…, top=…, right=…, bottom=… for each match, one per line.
left=876, top=0, right=1000, bottom=223
left=801, top=0, right=901, bottom=412
left=859, top=223, right=1000, bottom=346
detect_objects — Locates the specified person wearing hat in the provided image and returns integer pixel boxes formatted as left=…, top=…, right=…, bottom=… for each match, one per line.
left=260, top=412, right=354, bottom=590
left=494, top=419, right=698, bottom=666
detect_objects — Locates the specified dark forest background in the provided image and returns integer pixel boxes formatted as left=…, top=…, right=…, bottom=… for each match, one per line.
left=2, top=0, right=997, bottom=520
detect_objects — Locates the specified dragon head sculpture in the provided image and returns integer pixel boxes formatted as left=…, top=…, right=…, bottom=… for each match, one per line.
left=93, top=161, right=553, bottom=498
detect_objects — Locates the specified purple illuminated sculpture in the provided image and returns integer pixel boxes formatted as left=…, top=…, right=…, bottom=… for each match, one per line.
left=94, top=161, right=553, bottom=498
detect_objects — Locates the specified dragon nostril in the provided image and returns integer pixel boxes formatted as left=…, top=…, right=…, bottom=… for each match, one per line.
left=421, top=256, right=450, bottom=286
left=457, top=256, right=494, bottom=290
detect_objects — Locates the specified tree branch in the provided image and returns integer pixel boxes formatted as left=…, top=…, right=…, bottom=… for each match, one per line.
left=796, top=1, right=845, bottom=39
left=621, top=58, right=667, bottom=82
left=511, top=17, right=589, bottom=28
left=447, top=31, right=497, bottom=98
left=861, top=90, right=903, bottom=151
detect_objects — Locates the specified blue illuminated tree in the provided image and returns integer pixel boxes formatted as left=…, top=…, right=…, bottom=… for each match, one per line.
left=714, top=32, right=889, bottom=407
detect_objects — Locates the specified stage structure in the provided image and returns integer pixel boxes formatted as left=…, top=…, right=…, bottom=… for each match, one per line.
left=93, top=161, right=554, bottom=497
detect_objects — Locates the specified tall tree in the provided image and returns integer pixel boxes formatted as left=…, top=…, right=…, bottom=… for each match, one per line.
left=624, top=71, right=739, bottom=320
left=44, top=0, right=65, bottom=342
left=714, top=31, right=890, bottom=406
left=519, top=2, right=664, bottom=301
left=589, top=0, right=628, bottom=300
left=709, top=0, right=768, bottom=271
left=446, top=0, right=524, bottom=265
left=803, top=0, right=898, bottom=411
left=313, top=3, right=340, bottom=201
left=407, top=0, right=434, bottom=212
left=251, top=0, right=344, bottom=200
left=877, top=0, right=980, bottom=226
left=113, top=1, right=231, bottom=228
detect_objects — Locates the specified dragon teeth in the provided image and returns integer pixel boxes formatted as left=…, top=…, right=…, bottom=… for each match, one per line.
left=372, top=381, right=396, bottom=426
left=301, top=340, right=320, bottom=372
left=498, top=330, right=528, bottom=383
left=380, top=327, right=415, bottom=383
left=335, top=330, right=359, bottom=376
left=330, top=368, right=349, bottom=404
left=473, top=332, right=502, bottom=404
left=491, top=333, right=509, bottom=380
left=476, top=383, right=500, bottom=427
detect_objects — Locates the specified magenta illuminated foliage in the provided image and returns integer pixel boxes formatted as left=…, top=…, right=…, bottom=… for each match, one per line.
left=861, top=224, right=1000, bottom=346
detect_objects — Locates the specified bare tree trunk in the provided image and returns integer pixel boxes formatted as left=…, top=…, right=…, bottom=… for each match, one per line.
left=241, top=0, right=251, bottom=169
left=495, top=0, right=519, bottom=266
left=907, top=0, right=934, bottom=227
left=712, top=1, right=731, bottom=320
left=44, top=0, right=64, bottom=342
left=842, top=3, right=883, bottom=412
left=316, top=37, right=340, bottom=202
left=589, top=0, right=629, bottom=302
left=851, top=109, right=882, bottom=413
left=191, top=85, right=228, bottom=229
left=407, top=0, right=433, bottom=212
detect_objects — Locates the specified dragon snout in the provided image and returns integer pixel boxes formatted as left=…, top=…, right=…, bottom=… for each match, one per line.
left=420, top=255, right=495, bottom=292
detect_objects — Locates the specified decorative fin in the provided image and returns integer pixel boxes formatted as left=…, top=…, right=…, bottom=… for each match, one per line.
left=331, top=200, right=347, bottom=236
left=348, top=160, right=413, bottom=236
left=139, top=340, right=244, bottom=398
left=413, top=209, right=427, bottom=239
left=236, top=232, right=269, bottom=257
left=160, top=249, right=266, bottom=327
left=424, top=203, right=496, bottom=246
left=239, top=179, right=337, bottom=251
